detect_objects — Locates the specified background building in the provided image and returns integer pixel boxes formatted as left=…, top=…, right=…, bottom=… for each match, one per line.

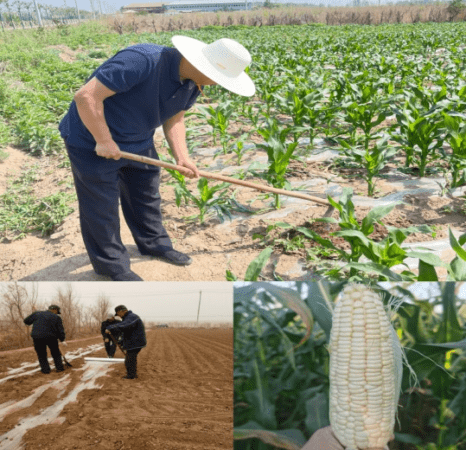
left=122, top=2, right=166, bottom=13
left=165, top=0, right=264, bottom=12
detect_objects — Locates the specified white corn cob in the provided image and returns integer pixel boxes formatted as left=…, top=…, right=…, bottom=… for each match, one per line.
left=328, top=284, right=403, bottom=450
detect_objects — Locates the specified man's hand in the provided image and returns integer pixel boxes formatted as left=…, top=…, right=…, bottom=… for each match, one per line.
left=61, top=341, right=68, bottom=347
left=95, top=140, right=121, bottom=160
left=104, top=338, right=109, bottom=343
left=176, top=158, right=200, bottom=179
left=105, top=329, right=111, bottom=334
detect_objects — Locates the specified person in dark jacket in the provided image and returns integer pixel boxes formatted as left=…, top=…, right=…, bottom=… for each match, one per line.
left=24, top=305, right=66, bottom=374
left=105, top=305, right=146, bottom=379
left=101, top=314, right=122, bottom=358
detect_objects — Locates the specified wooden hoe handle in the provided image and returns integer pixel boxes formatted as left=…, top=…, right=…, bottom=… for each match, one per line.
left=119, top=151, right=330, bottom=207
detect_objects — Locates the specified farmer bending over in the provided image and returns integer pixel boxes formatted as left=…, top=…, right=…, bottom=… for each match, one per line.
left=101, top=313, right=122, bottom=358
left=59, top=36, right=255, bottom=281
left=24, top=305, right=67, bottom=374
left=105, top=305, right=146, bottom=379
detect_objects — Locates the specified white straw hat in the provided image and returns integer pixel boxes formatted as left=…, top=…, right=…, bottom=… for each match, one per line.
left=172, top=36, right=255, bottom=97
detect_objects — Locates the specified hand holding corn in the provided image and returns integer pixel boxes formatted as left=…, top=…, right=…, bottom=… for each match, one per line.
left=328, top=284, right=402, bottom=450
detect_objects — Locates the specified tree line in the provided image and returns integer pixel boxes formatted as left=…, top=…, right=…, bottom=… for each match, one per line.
left=0, top=282, right=112, bottom=351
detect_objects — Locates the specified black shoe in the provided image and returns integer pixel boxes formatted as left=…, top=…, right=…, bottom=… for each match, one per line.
left=111, top=271, right=143, bottom=281
left=147, top=246, right=193, bottom=266
left=42, top=371, right=51, bottom=375
left=56, top=368, right=65, bottom=372
left=122, top=375, right=138, bottom=379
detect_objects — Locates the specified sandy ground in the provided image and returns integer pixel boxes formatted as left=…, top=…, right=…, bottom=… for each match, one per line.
left=0, top=328, right=233, bottom=450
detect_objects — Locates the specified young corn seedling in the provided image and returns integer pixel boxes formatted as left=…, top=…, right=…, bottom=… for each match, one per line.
left=175, top=177, right=231, bottom=224
left=441, top=112, right=466, bottom=188
left=195, top=100, right=236, bottom=153
left=297, top=188, right=435, bottom=281
left=229, top=133, right=250, bottom=166
left=329, top=284, right=404, bottom=450
left=391, top=87, right=448, bottom=176
left=339, top=136, right=397, bottom=197
left=272, top=85, right=308, bottom=143
left=164, top=164, right=191, bottom=208
left=339, top=73, right=391, bottom=148
left=256, top=117, right=299, bottom=209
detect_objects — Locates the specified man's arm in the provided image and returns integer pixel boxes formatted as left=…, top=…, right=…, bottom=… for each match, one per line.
left=163, top=110, right=200, bottom=179
left=74, top=77, right=121, bottom=160
left=23, top=312, right=36, bottom=326
left=56, top=317, right=66, bottom=342
left=107, top=315, right=140, bottom=332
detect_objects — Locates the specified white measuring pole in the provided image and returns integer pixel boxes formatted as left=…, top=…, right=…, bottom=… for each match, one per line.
left=85, top=357, right=126, bottom=363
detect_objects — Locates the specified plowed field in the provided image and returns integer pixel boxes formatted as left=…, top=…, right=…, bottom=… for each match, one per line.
left=0, top=328, right=233, bottom=450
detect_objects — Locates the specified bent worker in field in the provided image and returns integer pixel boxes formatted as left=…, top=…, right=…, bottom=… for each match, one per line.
left=59, top=36, right=255, bottom=281
left=24, top=305, right=67, bottom=374
left=101, top=313, right=122, bottom=358
left=105, top=305, right=146, bottom=379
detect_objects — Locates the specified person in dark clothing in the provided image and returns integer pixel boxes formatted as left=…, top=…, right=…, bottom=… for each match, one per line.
left=58, top=37, right=255, bottom=281
left=101, top=314, right=122, bottom=358
left=24, top=305, right=66, bottom=374
left=105, top=305, right=146, bottom=379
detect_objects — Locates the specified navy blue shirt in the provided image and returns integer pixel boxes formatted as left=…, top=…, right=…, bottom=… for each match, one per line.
left=59, top=44, right=200, bottom=153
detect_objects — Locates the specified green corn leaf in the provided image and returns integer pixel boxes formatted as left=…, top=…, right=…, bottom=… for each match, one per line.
left=343, top=262, right=406, bottom=281
left=449, top=228, right=466, bottom=261
left=254, top=282, right=314, bottom=349
left=244, top=247, right=274, bottom=281
left=417, top=259, right=439, bottom=281
left=361, top=202, right=399, bottom=235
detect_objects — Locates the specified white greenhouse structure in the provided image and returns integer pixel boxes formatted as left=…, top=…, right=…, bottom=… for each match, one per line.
left=165, top=0, right=264, bottom=12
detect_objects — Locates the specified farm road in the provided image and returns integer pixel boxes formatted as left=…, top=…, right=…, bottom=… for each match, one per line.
left=0, top=328, right=233, bottom=450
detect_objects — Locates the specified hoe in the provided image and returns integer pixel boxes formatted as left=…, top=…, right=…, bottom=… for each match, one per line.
left=119, top=151, right=336, bottom=217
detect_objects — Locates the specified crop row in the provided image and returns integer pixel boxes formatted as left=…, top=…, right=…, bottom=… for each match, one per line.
left=2, top=21, right=466, bottom=280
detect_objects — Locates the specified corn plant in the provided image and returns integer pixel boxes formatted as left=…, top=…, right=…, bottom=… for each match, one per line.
left=229, top=133, right=250, bottom=165
left=164, top=164, right=191, bottom=208
left=273, top=78, right=328, bottom=146
left=170, top=177, right=231, bottom=224
left=339, top=73, right=391, bottom=148
left=256, top=118, right=299, bottom=210
left=338, top=136, right=397, bottom=196
left=391, top=87, right=448, bottom=176
left=195, top=100, right=236, bottom=153
left=296, top=188, right=436, bottom=281
left=441, top=112, right=466, bottom=188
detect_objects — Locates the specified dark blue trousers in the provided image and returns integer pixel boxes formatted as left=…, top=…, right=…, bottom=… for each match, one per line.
left=104, top=339, right=116, bottom=357
left=33, top=338, right=64, bottom=373
left=125, top=348, right=142, bottom=378
left=65, top=142, right=172, bottom=277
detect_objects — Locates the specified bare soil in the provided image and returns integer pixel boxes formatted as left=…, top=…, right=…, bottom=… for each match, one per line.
left=0, top=328, right=233, bottom=450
